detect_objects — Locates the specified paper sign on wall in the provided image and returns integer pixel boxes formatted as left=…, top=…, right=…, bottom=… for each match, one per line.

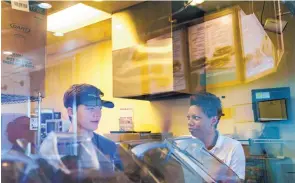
left=233, top=104, right=255, bottom=123
left=119, top=108, right=134, bottom=131
left=30, top=117, right=38, bottom=130
left=11, top=0, right=29, bottom=12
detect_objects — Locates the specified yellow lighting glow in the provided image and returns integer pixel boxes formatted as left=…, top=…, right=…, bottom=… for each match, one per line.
left=53, top=32, right=64, bottom=37
left=137, top=44, right=172, bottom=53
left=47, top=3, right=111, bottom=34
left=115, top=24, right=123, bottom=30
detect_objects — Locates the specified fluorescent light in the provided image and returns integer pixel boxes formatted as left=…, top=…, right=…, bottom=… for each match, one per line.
left=38, top=3, right=52, bottom=9
left=47, top=3, right=111, bottom=34
left=3, top=51, right=13, bottom=55
left=190, top=0, right=205, bottom=6
left=53, top=32, right=64, bottom=37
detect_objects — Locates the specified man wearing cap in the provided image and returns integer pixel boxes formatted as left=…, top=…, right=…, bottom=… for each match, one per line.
left=63, top=83, right=122, bottom=170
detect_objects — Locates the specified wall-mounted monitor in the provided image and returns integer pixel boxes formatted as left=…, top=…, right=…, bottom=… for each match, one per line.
left=252, top=87, right=291, bottom=123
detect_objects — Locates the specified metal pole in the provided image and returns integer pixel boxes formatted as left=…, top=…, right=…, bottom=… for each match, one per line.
left=37, top=92, right=42, bottom=151
left=73, top=55, right=78, bottom=156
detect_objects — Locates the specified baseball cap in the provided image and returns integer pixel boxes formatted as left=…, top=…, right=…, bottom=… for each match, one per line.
left=63, top=84, right=114, bottom=109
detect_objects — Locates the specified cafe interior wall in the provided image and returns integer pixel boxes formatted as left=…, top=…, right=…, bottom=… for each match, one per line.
left=110, top=1, right=295, bottom=157
left=3, top=1, right=295, bottom=158
left=209, top=1, right=295, bottom=159
left=42, top=1, right=295, bottom=157
left=40, top=1, right=175, bottom=135
left=42, top=41, right=163, bottom=134
left=2, top=1, right=186, bottom=145
left=152, top=1, right=295, bottom=159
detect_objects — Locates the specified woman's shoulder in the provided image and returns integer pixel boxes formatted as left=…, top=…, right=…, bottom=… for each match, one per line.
left=221, top=134, right=243, bottom=149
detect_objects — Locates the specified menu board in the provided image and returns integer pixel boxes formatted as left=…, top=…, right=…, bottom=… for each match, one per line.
left=172, top=29, right=187, bottom=92
left=188, top=14, right=237, bottom=88
left=240, top=14, right=276, bottom=81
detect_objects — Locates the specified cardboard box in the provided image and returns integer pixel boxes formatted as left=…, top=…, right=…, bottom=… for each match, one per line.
left=1, top=1, right=46, bottom=97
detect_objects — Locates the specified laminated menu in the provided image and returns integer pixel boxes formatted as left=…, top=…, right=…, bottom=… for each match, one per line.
left=240, top=13, right=276, bottom=82
left=188, top=14, right=237, bottom=88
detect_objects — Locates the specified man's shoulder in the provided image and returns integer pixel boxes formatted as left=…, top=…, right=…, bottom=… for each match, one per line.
left=93, top=133, right=116, bottom=148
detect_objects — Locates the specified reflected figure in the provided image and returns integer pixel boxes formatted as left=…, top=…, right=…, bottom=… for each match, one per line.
left=6, top=116, right=36, bottom=154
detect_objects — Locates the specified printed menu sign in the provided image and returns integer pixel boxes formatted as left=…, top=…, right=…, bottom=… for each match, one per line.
left=188, top=14, right=237, bottom=87
left=119, top=108, right=134, bottom=131
left=172, top=29, right=187, bottom=91
left=240, top=14, right=276, bottom=81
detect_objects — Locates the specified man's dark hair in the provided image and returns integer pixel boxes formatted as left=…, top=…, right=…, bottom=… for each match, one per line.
left=190, top=92, right=223, bottom=128
left=63, top=84, right=104, bottom=109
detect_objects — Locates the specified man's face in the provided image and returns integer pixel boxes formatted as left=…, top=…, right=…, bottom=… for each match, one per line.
left=187, top=105, right=215, bottom=139
left=71, top=105, right=102, bottom=132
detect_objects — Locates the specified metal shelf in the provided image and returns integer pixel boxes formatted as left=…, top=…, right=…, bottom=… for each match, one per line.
left=1, top=94, right=40, bottom=104
left=250, top=139, right=295, bottom=144
left=2, top=92, right=43, bottom=150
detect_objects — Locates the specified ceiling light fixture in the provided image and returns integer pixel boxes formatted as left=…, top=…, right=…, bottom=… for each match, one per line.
left=53, top=32, right=64, bottom=37
left=38, top=3, right=52, bottom=9
left=47, top=3, right=111, bottom=34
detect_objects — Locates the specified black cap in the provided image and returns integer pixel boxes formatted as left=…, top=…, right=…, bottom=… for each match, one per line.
left=63, top=84, right=114, bottom=109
